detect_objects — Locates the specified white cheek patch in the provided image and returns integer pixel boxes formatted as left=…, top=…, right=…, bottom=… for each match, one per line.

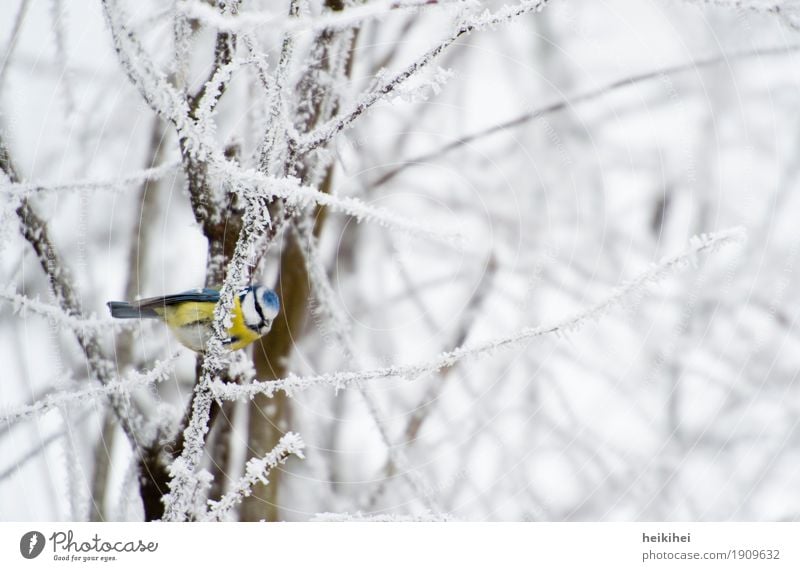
left=240, top=293, right=261, bottom=328
left=262, top=304, right=279, bottom=320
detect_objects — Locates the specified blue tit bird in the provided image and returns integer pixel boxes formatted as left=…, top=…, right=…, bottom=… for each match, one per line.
left=107, top=286, right=280, bottom=352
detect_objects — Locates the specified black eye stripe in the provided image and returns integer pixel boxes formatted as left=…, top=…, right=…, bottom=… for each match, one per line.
left=252, top=292, right=266, bottom=324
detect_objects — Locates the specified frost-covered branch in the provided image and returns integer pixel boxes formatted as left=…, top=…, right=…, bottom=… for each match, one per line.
left=188, top=2, right=239, bottom=122
left=213, top=227, right=746, bottom=401
left=254, top=0, right=302, bottom=173
left=225, top=165, right=462, bottom=245
left=2, top=135, right=145, bottom=450
left=403, top=254, right=497, bottom=442
left=298, top=0, right=552, bottom=155
left=689, top=0, right=800, bottom=28
left=238, top=0, right=358, bottom=522
left=101, top=0, right=227, bottom=216
left=161, top=333, right=256, bottom=521
left=100, top=0, right=536, bottom=521
left=161, top=354, right=229, bottom=521
left=0, top=286, right=139, bottom=332
left=101, top=0, right=280, bottom=521
left=102, top=0, right=458, bottom=243
left=0, top=357, right=176, bottom=427
left=192, top=59, right=241, bottom=125
left=204, top=432, right=305, bottom=521
left=101, top=0, right=194, bottom=134
left=1, top=161, right=181, bottom=198
left=102, top=0, right=458, bottom=244
left=178, top=0, right=471, bottom=35
left=683, top=0, right=790, bottom=17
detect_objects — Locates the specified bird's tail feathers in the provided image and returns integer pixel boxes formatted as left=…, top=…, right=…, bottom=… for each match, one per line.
left=107, top=302, right=159, bottom=319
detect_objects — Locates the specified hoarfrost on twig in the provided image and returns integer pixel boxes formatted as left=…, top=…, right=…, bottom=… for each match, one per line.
left=213, top=227, right=746, bottom=401
left=204, top=432, right=305, bottom=521
left=0, top=357, right=177, bottom=427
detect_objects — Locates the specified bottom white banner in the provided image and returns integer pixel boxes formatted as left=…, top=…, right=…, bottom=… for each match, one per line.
left=0, top=522, right=796, bottom=570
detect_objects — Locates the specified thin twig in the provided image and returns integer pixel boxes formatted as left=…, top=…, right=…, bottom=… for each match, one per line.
left=0, top=0, right=31, bottom=89
left=214, top=227, right=747, bottom=401
left=370, top=43, right=800, bottom=188
left=297, top=0, right=552, bottom=155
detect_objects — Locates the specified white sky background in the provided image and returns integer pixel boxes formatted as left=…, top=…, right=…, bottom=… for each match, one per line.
left=2, top=0, right=800, bottom=521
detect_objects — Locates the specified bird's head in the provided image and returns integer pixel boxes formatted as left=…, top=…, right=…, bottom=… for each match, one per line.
left=240, top=285, right=280, bottom=335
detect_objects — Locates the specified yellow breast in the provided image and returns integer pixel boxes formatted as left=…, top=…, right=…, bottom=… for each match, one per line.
left=154, top=297, right=261, bottom=352
left=227, top=296, right=262, bottom=350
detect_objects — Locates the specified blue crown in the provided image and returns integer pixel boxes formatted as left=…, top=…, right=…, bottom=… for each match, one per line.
left=261, top=289, right=279, bottom=311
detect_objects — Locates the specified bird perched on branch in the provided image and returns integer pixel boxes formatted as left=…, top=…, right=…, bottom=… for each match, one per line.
left=107, top=286, right=280, bottom=352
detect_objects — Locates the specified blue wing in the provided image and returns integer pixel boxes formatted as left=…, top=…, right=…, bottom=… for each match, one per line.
left=134, top=288, right=221, bottom=310
left=108, top=288, right=231, bottom=320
